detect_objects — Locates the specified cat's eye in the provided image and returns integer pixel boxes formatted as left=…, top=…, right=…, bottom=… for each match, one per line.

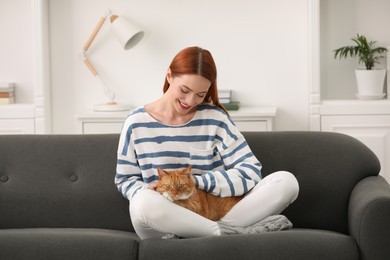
left=165, top=184, right=172, bottom=189
left=178, top=184, right=184, bottom=189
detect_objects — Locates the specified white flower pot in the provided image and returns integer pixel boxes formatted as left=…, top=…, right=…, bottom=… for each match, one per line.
left=355, top=69, right=386, bottom=99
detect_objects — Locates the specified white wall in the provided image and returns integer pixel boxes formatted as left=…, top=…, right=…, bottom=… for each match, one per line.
left=1, top=0, right=310, bottom=133
left=49, top=0, right=310, bottom=133
left=0, top=0, right=34, bottom=104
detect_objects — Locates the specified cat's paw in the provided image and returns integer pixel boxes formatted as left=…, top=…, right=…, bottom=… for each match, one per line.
left=162, top=192, right=174, bottom=202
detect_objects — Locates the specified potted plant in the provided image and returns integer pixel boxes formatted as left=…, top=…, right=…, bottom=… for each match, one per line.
left=333, top=34, right=388, bottom=99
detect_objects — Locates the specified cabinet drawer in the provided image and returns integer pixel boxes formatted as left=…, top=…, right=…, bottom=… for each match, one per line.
left=0, top=119, right=35, bottom=134
left=83, top=122, right=123, bottom=134
left=234, top=120, right=268, bottom=132
left=321, top=115, right=390, bottom=183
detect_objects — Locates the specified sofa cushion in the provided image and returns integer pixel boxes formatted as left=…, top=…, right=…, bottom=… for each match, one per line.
left=0, top=135, right=131, bottom=231
left=242, top=131, right=380, bottom=234
left=0, top=228, right=139, bottom=260
left=139, top=229, right=358, bottom=260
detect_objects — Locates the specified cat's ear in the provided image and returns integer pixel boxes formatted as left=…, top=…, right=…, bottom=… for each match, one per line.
left=184, top=165, right=192, bottom=178
left=157, top=168, right=167, bottom=179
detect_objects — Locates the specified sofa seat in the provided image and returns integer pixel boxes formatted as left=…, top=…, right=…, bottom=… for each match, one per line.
left=139, top=229, right=359, bottom=260
left=0, top=228, right=140, bottom=260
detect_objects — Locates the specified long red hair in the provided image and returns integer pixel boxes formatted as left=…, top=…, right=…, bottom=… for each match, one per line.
left=163, top=46, right=228, bottom=114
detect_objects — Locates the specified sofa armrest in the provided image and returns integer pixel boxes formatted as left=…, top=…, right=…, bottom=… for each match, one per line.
left=348, top=176, right=390, bottom=260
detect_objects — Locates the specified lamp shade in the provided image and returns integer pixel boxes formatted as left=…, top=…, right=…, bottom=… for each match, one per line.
left=110, top=15, right=144, bottom=50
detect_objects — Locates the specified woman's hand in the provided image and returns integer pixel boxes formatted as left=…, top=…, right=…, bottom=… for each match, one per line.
left=148, top=183, right=157, bottom=190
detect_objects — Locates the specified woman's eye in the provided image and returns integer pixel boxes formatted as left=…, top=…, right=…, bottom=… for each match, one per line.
left=197, top=94, right=206, bottom=98
left=181, top=88, right=189, bottom=93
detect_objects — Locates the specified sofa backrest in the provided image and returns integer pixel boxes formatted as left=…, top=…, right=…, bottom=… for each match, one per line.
left=242, top=131, right=381, bottom=234
left=0, top=132, right=380, bottom=234
left=0, top=134, right=132, bottom=232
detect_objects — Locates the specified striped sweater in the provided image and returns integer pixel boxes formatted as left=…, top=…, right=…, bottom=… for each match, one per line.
left=115, top=104, right=262, bottom=200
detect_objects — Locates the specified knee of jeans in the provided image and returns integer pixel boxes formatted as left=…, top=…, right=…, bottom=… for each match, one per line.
left=130, top=189, right=165, bottom=222
left=283, top=171, right=299, bottom=203
left=273, top=171, right=300, bottom=204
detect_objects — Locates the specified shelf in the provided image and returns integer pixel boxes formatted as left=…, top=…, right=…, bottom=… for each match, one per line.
left=76, top=106, right=277, bottom=134
left=76, top=109, right=134, bottom=121
left=0, top=104, right=35, bottom=118
left=320, top=99, right=390, bottom=115
left=0, top=104, right=36, bottom=134
left=229, top=106, right=277, bottom=117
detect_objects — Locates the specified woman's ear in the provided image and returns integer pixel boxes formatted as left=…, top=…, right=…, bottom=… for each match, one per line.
left=166, top=68, right=172, bottom=84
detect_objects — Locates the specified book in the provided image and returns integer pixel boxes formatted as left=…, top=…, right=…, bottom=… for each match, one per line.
left=218, top=89, right=232, bottom=99
left=222, top=101, right=240, bottom=111
left=0, top=97, right=15, bottom=104
left=219, top=98, right=231, bottom=104
left=0, top=92, right=14, bottom=98
left=0, top=82, right=15, bottom=92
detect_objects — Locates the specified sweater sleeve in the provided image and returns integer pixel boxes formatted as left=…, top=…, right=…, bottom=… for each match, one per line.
left=115, top=118, right=146, bottom=200
left=193, top=115, right=262, bottom=197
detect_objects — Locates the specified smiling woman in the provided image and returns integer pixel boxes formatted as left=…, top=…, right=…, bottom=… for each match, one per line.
left=144, top=47, right=227, bottom=125
left=115, top=46, right=299, bottom=240
left=164, top=73, right=211, bottom=120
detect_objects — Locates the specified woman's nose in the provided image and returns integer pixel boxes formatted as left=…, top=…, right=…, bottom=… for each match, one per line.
left=185, top=94, right=197, bottom=106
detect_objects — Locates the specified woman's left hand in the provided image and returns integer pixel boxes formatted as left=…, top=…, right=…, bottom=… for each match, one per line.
left=148, top=183, right=157, bottom=190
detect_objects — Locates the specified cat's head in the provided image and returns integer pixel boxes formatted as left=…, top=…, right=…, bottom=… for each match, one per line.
left=156, top=166, right=195, bottom=201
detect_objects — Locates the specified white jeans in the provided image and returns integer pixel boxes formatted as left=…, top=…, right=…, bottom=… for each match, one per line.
left=130, top=171, right=299, bottom=239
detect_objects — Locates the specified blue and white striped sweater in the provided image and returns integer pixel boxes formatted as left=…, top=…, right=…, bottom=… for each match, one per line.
left=115, top=104, right=262, bottom=200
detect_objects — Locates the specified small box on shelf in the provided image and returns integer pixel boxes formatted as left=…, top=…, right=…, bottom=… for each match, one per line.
left=0, top=82, right=15, bottom=104
left=218, top=89, right=241, bottom=110
left=222, top=101, right=240, bottom=111
left=218, top=89, right=232, bottom=104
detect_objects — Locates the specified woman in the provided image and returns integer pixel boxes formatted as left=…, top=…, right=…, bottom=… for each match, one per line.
left=116, top=46, right=299, bottom=239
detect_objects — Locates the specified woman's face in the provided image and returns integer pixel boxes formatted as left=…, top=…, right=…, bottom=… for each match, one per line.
left=166, top=71, right=211, bottom=115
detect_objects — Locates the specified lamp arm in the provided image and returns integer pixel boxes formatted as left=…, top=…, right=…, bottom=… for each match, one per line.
left=82, top=54, right=116, bottom=103
left=82, top=9, right=116, bottom=105
left=83, top=10, right=111, bottom=52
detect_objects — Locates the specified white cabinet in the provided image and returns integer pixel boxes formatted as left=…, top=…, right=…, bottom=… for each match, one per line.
left=0, top=104, right=35, bottom=134
left=227, top=107, right=276, bottom=132
left=320, top=100, right=390, bottom=183
left=77, top=106, right=276, bottom=134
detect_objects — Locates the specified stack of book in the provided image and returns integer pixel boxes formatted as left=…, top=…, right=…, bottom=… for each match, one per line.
left=218, top=89, right=232, bottom=104
left=218, top=89, right=240, bottom=110
left=0, top=82, right=15, bottom=104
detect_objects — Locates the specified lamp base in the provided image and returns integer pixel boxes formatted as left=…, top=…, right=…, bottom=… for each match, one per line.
left=93, top=103, right=132, bottom=112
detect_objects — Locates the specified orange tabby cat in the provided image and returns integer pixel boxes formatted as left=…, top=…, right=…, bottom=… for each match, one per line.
left=156, top=166, right=243, bottom=221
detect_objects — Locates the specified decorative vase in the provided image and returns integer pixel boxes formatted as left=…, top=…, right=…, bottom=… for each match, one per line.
left=355, top=69, right=386, bottom=99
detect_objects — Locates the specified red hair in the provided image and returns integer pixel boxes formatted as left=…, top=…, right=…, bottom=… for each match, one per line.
left=163, top=46, right=228, bottom=114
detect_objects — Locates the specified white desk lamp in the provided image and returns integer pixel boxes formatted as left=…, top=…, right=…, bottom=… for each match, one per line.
left=82, top=10, right=144, bottom=111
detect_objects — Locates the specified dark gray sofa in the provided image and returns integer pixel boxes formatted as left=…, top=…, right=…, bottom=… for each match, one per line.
left=0, top=132, right=389, bottom=260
